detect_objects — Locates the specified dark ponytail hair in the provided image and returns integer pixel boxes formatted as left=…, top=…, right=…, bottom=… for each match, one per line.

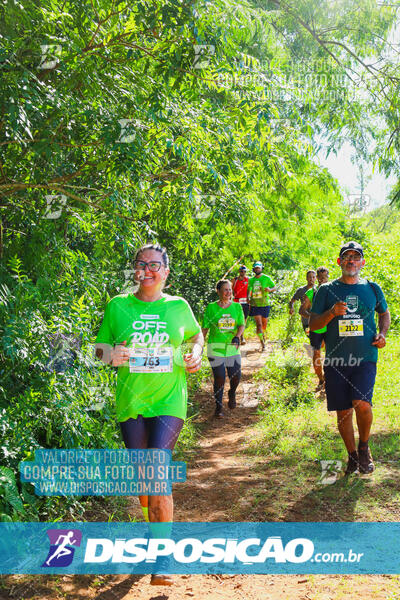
left=134, top=244, right=169, bottom=268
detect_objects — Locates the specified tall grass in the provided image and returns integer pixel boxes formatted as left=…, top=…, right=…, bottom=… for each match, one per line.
left=242, top=313, right=400, bottom=522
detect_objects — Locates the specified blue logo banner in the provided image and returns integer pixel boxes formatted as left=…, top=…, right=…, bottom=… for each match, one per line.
left=1, top=522, right=399, bottom=575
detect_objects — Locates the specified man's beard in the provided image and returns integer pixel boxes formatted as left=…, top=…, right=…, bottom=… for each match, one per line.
left=342, top=266, right=361, bottom=276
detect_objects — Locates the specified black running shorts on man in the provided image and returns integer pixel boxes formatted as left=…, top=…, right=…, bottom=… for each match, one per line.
left=324, top=361, right=377, bottom=411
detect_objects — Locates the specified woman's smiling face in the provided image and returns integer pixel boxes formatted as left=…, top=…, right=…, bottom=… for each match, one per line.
left=134, top=249, right=169, bottom=289
left=218, top=282, right=232, bottom=302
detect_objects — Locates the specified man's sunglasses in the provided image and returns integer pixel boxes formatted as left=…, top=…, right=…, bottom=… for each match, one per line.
left=340, top=254, right=363, bottom=262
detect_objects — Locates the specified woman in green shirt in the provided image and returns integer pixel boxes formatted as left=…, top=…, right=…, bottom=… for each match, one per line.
left=202, top=279, right=245, bottom=418
left=95, top=244, right=203, bottom=585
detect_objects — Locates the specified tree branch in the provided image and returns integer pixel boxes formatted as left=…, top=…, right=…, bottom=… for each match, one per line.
left=0, top=183, right=139, bottom=224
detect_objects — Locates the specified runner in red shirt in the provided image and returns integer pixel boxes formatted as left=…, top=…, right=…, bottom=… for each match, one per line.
left=232, top=265, right=249, bottom=344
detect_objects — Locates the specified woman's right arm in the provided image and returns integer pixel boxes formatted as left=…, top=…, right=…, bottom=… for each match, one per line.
left=94, top=341, right=130, bottom=366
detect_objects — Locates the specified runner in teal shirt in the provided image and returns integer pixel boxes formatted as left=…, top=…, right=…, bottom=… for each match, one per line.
left=310, top=241, right=390, bottom=477
left=312, top=278, right=387, bottom=365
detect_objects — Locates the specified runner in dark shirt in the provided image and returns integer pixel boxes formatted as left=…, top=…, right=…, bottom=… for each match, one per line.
left=288, top=270, right=316, bottom=334
left=299, top=267, right=329, bottom=388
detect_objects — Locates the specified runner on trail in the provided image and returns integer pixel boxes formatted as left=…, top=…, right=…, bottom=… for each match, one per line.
left=299, top=267, right=329, bottom=388
left=289, top=270, right=316, bottom=335
left=232, top=265, right=249, bottom=344
left=309, top=241, right=390, bottom=475
left=94, top=244, right=203, bottom=585
left=202, top=279, right=245, bottom=418
left=247, top=261, right=276, bottom=350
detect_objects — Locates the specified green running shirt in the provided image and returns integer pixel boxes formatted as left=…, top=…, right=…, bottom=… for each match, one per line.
left=305, top=288, right=327, bottom=334
left=95, top=294, right=201, bottom=422
left=248, top=274, right=275, bottom=307
left=203, top=301, right=244, bottom=357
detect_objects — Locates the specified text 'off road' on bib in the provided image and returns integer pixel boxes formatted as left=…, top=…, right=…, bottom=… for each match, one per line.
left=338, top=319, right=364, bottom=337
left=129, top=347, right=173, bottom=373
left=238, top=297, right=247, bottom=304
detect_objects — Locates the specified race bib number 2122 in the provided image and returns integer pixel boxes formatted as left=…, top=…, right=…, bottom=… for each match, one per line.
left=338, top=319, right=364, bottom=337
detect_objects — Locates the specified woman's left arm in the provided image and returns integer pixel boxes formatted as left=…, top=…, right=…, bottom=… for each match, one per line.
left=236, top=325, right=245, bottom=338
left=231, top=324, right=245, bottom=349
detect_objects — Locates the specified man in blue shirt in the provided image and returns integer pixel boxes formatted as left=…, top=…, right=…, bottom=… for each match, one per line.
left=310, top=241, right=390, bottom=475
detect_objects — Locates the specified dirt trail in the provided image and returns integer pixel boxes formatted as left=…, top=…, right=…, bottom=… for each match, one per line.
left=173, top=337, right=269, bottom=522
left=116, top=338, right=397, bottom=599
left=2, top=338, right=398, bottom=599
left=123, top=337, right=269, bottom=524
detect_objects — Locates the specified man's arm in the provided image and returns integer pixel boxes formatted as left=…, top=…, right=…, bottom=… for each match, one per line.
left=247, top=285, right=252, bottom=304
left=264, top=277, right=276, bottom=294
left=289, top=288, right=301, bottom=313
left=372, top=309, right=390, bottom=348
left=299, top=296, right=311, bottom=319
left=309, top=301, right=347, bottom=331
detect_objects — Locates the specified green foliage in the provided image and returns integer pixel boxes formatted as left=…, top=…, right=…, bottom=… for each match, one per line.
left=255, top=346, right=315, bottom=410
left=0, top=467, right=26, bottom=521
left=331, top=207, right=400, bottom=330
left=174, top=360, right=211, bottom=460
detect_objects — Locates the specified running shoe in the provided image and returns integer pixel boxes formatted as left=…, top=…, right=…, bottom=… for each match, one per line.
left=151, top=555, right=173, bottom=585
left=215, top=405, right=224, bottom=418
left=344, top=451, right=359, bottom=475
left=150, top=574, right=173, bottom=586
left=228, top=389, right=236, bottom=409
left=358, top=445, right=374, bottom=474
